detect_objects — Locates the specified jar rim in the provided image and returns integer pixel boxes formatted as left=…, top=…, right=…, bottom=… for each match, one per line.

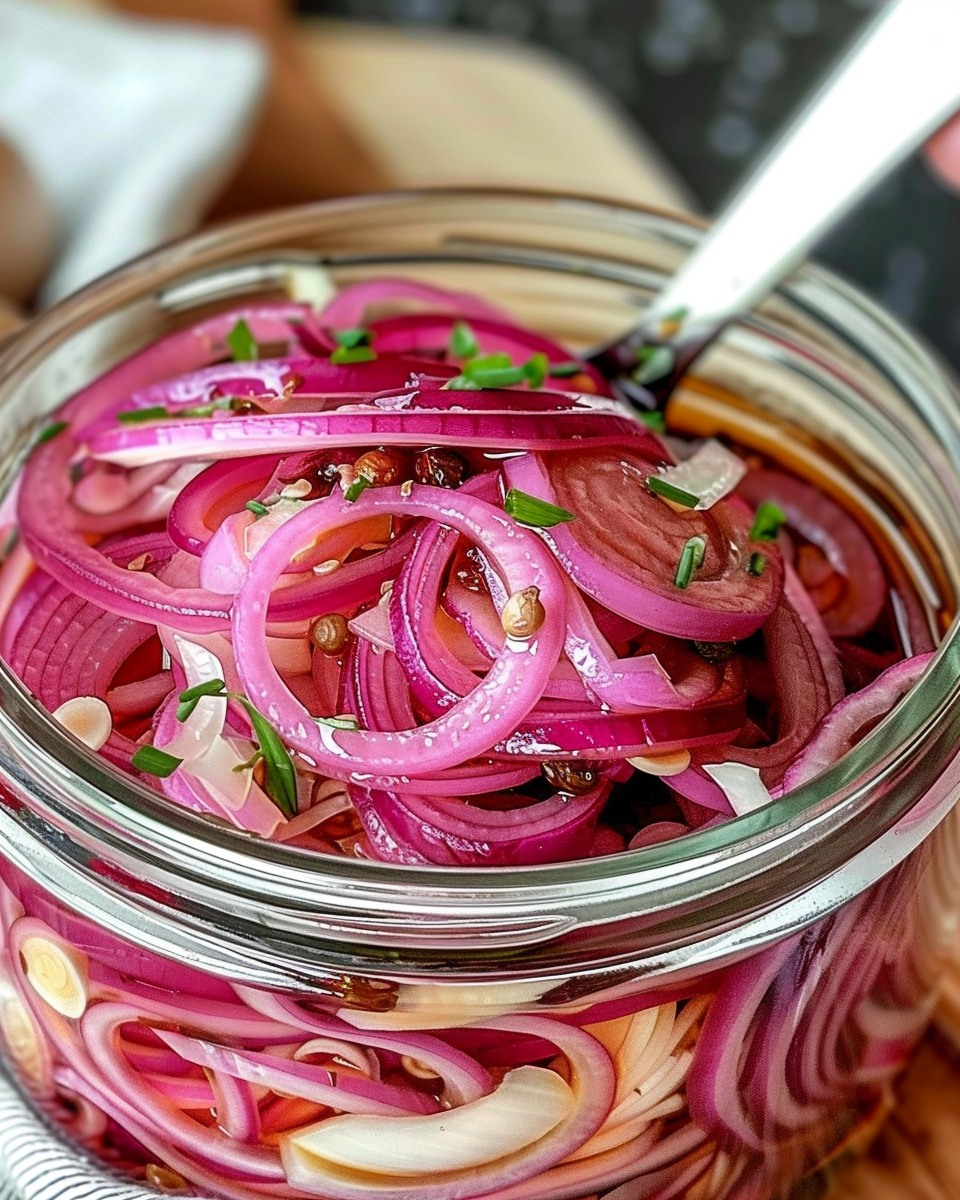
left=2, top=189, right=960, bottom=949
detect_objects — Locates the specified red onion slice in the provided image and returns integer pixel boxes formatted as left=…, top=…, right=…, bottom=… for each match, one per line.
left=233, top=485, right=566, bottom=783
left=738, top=468, right=886, bottom=638
left=504, top=452, right=784, bottom=641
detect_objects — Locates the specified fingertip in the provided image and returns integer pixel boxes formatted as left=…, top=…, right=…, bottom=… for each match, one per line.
left=924, top=118, right=960, bottom=193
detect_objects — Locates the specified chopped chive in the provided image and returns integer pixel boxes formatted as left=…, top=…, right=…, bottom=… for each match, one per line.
left=466, top=352, right=513, bottom=372
left=749, top=500, right=787, bottom=542
left=748, top=552, right=767, bottom=577
left=523, top=352, right=549, bottom=390
left=504, top=487, right=575, bottom=528
left=177, top=678, right=227, bottom=721
left=647, top=475, right=699, bottom=508
left=180, top=398, right=232, bottom=419
left=548, top=361, right=583, bottom=379
left=226, top=318, right=258, bottom=363
left=441, top=375, right=480, bottom=390
left=344, top=475, right=371, bottom=503
left=674, top=535, right=707, bottom=590
left=132, top=745, right=183, bottom=778
left=236, top=699, right=297, bottom=818
left=464, top=365, right=527, bottom=389
left=245, top=500, right=270, bottom=517
left=449, top=321, right=479, bottom=359
left=179, top=679, right=227, bottom=704
left=638, top=411, right=667, bottom=433
left=333, top=327, right=372, bottom=349
left=318, top=714, right=361, bottom=731
left=36, top=420, right=68, bottom=445
left=117, top=406, right=169, bottom=424
left=331, top=345, right=377, bottom=365
left=631, top=345, right=675, bottom=387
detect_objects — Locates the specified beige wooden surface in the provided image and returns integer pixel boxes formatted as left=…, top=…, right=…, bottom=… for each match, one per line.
left=297, top=19, right=690, bottom=211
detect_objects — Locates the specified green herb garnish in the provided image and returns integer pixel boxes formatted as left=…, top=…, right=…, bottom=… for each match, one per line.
left=226, top=318, right=259, bottom=363
left=442, top=375, right=481, bottom=390
left=749, top=500, right=787, bottom=542
left=330, top=344, right=377, bottom=365
left=132, top=745, right=183, bottom=778
left=117, top=406, right=169, bottom=424
left=631, top=345, right=675, bottom=387
left=245, top=500, right=270, bottom=517
left=449, top=321, right=479, bottom=359
left=638, top=411, right=667, bottom=433
left=344, top=475, right=371, bottom=503
left=548, top=361, right=583, bottom=379
left=464, top=365, right=527, bottom=388
left=180, top=399, right=232, bottom=419
left=236, top=699, right=298, bottom=818
left=504, top=488, right=575, bottom=528
left=675, top=535, right=707, bottom=590
left=176, top=678, right=227, bottom=723
left=748, top=552, right=767, bottom=577
left=647, top=476, right=699, bottom=508
left=467, top=353, right=513, bottom=371
left=36, top=420, right=69, bottom=445
left=523, top=352, right=549, bottom=390
left=333, top=327, right=373, bottom=349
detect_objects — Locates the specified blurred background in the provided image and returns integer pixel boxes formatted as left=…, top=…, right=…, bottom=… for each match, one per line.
left=3, top=0, right=960, bottom=369
left=297, top=0, right=960, bottom=367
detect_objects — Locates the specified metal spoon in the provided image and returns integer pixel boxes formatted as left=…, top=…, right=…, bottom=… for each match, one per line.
left=589, top=0, right=960, bottom=409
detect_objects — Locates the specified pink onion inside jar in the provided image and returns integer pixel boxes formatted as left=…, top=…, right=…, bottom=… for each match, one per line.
left=0, top=196, right=958, bottom=1200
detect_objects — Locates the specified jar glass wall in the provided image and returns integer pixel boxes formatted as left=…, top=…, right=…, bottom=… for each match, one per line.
left=0, top=193, right=960, bottom=1200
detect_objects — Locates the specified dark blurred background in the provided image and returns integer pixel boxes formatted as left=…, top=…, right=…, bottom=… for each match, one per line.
left=297, top=0, right=960, bottom=371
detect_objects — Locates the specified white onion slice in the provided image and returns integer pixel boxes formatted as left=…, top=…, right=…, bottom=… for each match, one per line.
left=702, top=762, right=774, bottom=815
left=283, top=1065, right=572, bottom=1178
left=652, top=439, right=747, bottom=510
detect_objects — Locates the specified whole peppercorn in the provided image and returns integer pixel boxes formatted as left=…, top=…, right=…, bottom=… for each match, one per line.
left=355, top=448, right=405, bottom=487
left=501, top=586, right=546, bottom=639
left=414, top=447, right=469, bottom=489
left=310, top=613, right=349, bottom=655
left=541, top=761, right=599, bottom=795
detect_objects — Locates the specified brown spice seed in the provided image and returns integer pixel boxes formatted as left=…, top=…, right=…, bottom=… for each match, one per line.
left=145, top=1165, right=188, bottom=1193
left=414, top=447, right=469, bottom=489
left=310, top=613, right=349, bottom=655
left=355, top=448, right=405, bottom=486
left=501, top=586, right=545, bottom=639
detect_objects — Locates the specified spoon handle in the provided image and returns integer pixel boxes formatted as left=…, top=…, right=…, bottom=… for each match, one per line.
left=597, top=0, right=960, bottom=392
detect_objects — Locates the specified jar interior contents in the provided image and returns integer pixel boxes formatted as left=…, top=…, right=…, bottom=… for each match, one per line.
left=0, top=277, right=952, bottom=1200
left=0, top=280, right=939, bottom=861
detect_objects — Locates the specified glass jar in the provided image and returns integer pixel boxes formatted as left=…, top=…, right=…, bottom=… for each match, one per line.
left=1, top=192, right=960, bottom=1200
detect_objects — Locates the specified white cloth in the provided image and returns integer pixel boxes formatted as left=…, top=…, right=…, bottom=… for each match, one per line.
left=0, top=0, right=267, bottom=303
